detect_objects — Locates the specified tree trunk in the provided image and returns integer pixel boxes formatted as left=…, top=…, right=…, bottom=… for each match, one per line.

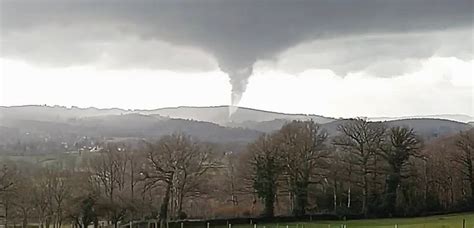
left=468, top=159, right=474, bottom=201
left=292, top=180, right=308, bottom=217
left=262, top=191, right=275, bottom=217
left=385, top=173, right=401, bottom=215
left=4, top=201, right=8, bottom=228
left=333, top=179, right=338, bottom=213
left=470, top=176, right=474, bottom=202
left=177, top=187, right=185, bottom=217
left=362, top=168, right=369, bottom=217
left=21, top=209, right=27, bottom=228
left=159, top=182, right=172, bottom=228
left=347, top=186, right=351, bottom=208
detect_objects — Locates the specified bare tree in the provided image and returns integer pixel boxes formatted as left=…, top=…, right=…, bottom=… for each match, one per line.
left=174, top=141, right=217, bottom=218
left=0, top=164, right=18, bottom=228
left=247, top=134, right=283, bottom=217
left=380, top=126, right=421, bottom=215
left=32, top=170, right=54, bottom=228
left=0, top=165, right=15, bottom=192
left=224, top=152, right=239, bottom=207
left=65, top=171, right=99, bottom=228
left=142, top=133, right=216, bottom=224
left=454, top=130, right=474, bottom=203
left=333, top=118, right=386, bottom=216
left=12, top=183, right=35, bottom=228
left=50, top=169, right=72, bottom=228
left=277, top=120, right=329, bottom=216
left=89, top=143, right=129, bottom=228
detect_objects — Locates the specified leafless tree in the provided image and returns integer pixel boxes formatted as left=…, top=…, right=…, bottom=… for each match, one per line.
left=0, top=164, right=19, bottom=228
left=247, top=134, right=283, bottom=217
left=454, top=130, right=474, bottom=202
left=142, top=133, right=217, bottom=224
left=89, top=143, right=129, bottom=228
left=277, top=120, right=329, bottom=216
left=380, top=126, right=421, bottom=215
left=333, top=118, right=386, bottom=216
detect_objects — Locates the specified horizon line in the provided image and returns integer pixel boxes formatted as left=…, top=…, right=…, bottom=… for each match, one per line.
left=1, top=104, right=473, bottom=120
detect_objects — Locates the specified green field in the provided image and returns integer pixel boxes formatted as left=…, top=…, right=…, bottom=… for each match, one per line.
left=227, top=213, right=474, bottom=228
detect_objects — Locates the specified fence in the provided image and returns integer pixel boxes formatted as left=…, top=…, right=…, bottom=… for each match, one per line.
left=129, top=217, right=473, bottom=228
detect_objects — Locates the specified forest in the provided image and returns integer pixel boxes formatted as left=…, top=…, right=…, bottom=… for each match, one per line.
left=0, top=119, right=472, bottom=228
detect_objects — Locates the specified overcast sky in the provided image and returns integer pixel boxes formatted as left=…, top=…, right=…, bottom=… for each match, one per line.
left=0, top=0, right=472, bottom=118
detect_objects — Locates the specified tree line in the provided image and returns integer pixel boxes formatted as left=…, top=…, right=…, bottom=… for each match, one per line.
left=0, top=119, right=472, bottom=227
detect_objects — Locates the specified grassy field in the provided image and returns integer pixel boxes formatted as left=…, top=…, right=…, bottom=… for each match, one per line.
left=227, top=213, right=474, bottom=228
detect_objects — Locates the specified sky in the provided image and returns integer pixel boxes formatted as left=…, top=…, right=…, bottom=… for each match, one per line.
left=0, top=0, right=473, bottom=118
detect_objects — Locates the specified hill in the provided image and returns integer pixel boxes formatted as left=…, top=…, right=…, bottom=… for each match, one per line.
left=0, top=105, right=131, bottom=122
left=387, top=118, right=471, bottom=139
left=1, top=105, right=472, bottom=155
left=369, top=114, right=474, bottom=123
left=139, top=105, right=335, bottom=126
left=318, top=118, right=470, bottom=141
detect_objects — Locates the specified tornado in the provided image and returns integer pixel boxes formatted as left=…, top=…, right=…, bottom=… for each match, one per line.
left=2, top=0, right=471, bottom=119
left=227, top=66, right=253, bottom=116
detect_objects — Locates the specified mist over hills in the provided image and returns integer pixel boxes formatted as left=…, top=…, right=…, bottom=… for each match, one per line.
left=140, top=105, right=335, bottom=125
left=0, top=105, right=128, bottom=122
left=368, top=114, right=474, bottom=124
left=0, top=105, right=472, bottom=155
left=0, top=105, right=334, bottom=124
left=319, top=118, right=471, bottom=140
left=3, top=105, right=471, bottom=124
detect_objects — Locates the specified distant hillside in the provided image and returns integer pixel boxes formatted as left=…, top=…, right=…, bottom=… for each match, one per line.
left=0, top=113, right=262, bottom=155
left=386, top=118, right=471, bottom=139
left=368, top=114, right=473, bottom=123
left=1, top=105, right=472, bottom=155
left=227, top=119, right=293, bottom=133
left=140, top=105, right=335, bottom=126
left=1, top=114, right=261, bottom=143
left=0, top=105, right=132, bottom=122
left=0, top=105, right=334, bottom=126
left=318, top=118, right=471, bottom=141
left=2, top=105, right=471, bottom=127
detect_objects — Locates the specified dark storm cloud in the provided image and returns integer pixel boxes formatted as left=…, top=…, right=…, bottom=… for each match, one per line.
left=269, top=29, right=473, bottom=76
left=1, top=0, right=472, bottom=104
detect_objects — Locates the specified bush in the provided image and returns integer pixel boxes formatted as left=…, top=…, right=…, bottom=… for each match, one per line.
left=179, top=211, right=188, bottom=220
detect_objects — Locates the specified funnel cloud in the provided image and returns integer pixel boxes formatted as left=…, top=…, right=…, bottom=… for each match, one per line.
left=1, top=0, right=472, bottom=111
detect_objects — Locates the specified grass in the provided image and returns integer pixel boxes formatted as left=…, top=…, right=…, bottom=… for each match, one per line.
left=227, top=213, right=474, bottom=228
